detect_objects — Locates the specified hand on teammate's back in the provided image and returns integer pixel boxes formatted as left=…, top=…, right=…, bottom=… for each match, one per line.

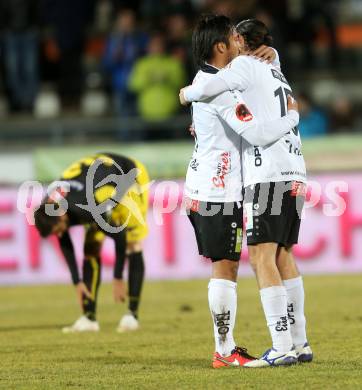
left=188, top=124, right=196, bottom=137
left=75, top=282, right=92, bottom=308
left=179, top=88, right=189, bottom=106
left=249, top=45, right=276, bottom=63
left=287, top=95, right=298, bottom=113
left=113, top=278, right=127, bottom=303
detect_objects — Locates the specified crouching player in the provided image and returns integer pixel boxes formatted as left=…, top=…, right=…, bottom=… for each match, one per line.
left=34, top=153, right=149, bottom=333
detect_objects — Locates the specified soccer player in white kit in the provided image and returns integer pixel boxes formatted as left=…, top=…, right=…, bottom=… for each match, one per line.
left=183, top=15, right=300, bottom=368
left=182, top=19, right=313, bottom=367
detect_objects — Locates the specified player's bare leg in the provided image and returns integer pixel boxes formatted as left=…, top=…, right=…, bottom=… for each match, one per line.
left=244, top=243, right=296, bottom=367
left=212, top=259, right=238, bottom=281
left=276, top=245, right=299, bottom=280
left=248, top=243, right=282, bottom=289
left=117, top=240, right=144, bottom=332
left=276, top=246, right=313, bottom=362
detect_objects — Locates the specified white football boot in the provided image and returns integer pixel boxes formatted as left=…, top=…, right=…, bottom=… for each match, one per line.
left=244, top=348, right=298, bottom=368
left=295, top=342, right=313, bottom=363
left=117, top=313, right=139, bottom=333
left=62, top=315, right=100, bottom=333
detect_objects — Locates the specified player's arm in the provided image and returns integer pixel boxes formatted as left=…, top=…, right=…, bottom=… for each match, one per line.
left=215, top=95, right=299, bottom=146
left=59, top=232, right=80, bottom=285
left=180, top=56, right=254, bottom=104
left=181, top=50, right=281, bottom=104
left=180, top=49, right=280, bottom=104
left=59, top=232, right=92, bottom=306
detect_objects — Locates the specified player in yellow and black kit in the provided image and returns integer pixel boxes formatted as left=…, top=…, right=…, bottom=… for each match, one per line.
left=34, top=153, right=150, bottom=333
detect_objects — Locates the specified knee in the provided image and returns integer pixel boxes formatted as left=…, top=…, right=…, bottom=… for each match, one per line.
left=249, top=258, right=257, bottom=273
left=127, top=241, right=143, bottom=254
left=225, top=261, right=238, bottom=280
left=212, top=259, right=239, bottom=281
left=248, top=247, right=269, bottom=273
left=84, top=241, right=102, bottom=258
left=231, top=262, right=239, bottom=280
left=248, top=243, right=277, bottom=272
left=248, top=245, right=261, bottom=272
left=128, top=250, right=145, bottom=272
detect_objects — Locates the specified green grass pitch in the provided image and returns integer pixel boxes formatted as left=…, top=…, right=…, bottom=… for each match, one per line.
left=1, top=275, right=362, bottom=389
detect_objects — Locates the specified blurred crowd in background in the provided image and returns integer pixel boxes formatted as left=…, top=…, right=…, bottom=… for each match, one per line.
left=0, top=0, right=362, bottom=140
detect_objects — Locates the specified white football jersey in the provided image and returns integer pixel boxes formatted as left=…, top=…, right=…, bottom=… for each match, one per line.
left=185, top=65, right=243, bottom=202
left=184, top=63, right=300, bottom=202
left=218, top=56, right=307, bottom=186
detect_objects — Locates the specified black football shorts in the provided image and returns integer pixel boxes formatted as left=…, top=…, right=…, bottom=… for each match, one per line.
left=243, top=181, right=306, bottom=247
left=186, top=199, right=243, bottom=262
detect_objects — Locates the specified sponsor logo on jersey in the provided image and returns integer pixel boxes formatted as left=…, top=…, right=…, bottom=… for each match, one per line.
left=254, top=146, right=262, bottom=167
left=212, top=152, right=230, bottom=188
left=235, top=103, right=253, bottom=122
left=190, top=158, right=199, bottom=171
left=185, top=185, right=199, bottom=196
left=271, top=68, right=288, bottom=85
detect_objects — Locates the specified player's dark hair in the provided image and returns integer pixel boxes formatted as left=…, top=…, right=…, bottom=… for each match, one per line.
left=192, top=14, right=234, bottom=67
left=236, top=19, right=273, bottom=51
left=34, top=204, right=59, bottom=238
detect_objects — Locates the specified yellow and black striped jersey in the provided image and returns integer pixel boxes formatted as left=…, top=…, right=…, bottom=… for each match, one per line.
left=54, top=153, right=139, bottom=226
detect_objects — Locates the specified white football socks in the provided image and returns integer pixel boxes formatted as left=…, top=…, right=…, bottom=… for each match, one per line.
left=208, top=278, right=237, bottom=357
left=260, top=285, right=293, bottom=353
left=283, top=276, right=307, bottom=348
